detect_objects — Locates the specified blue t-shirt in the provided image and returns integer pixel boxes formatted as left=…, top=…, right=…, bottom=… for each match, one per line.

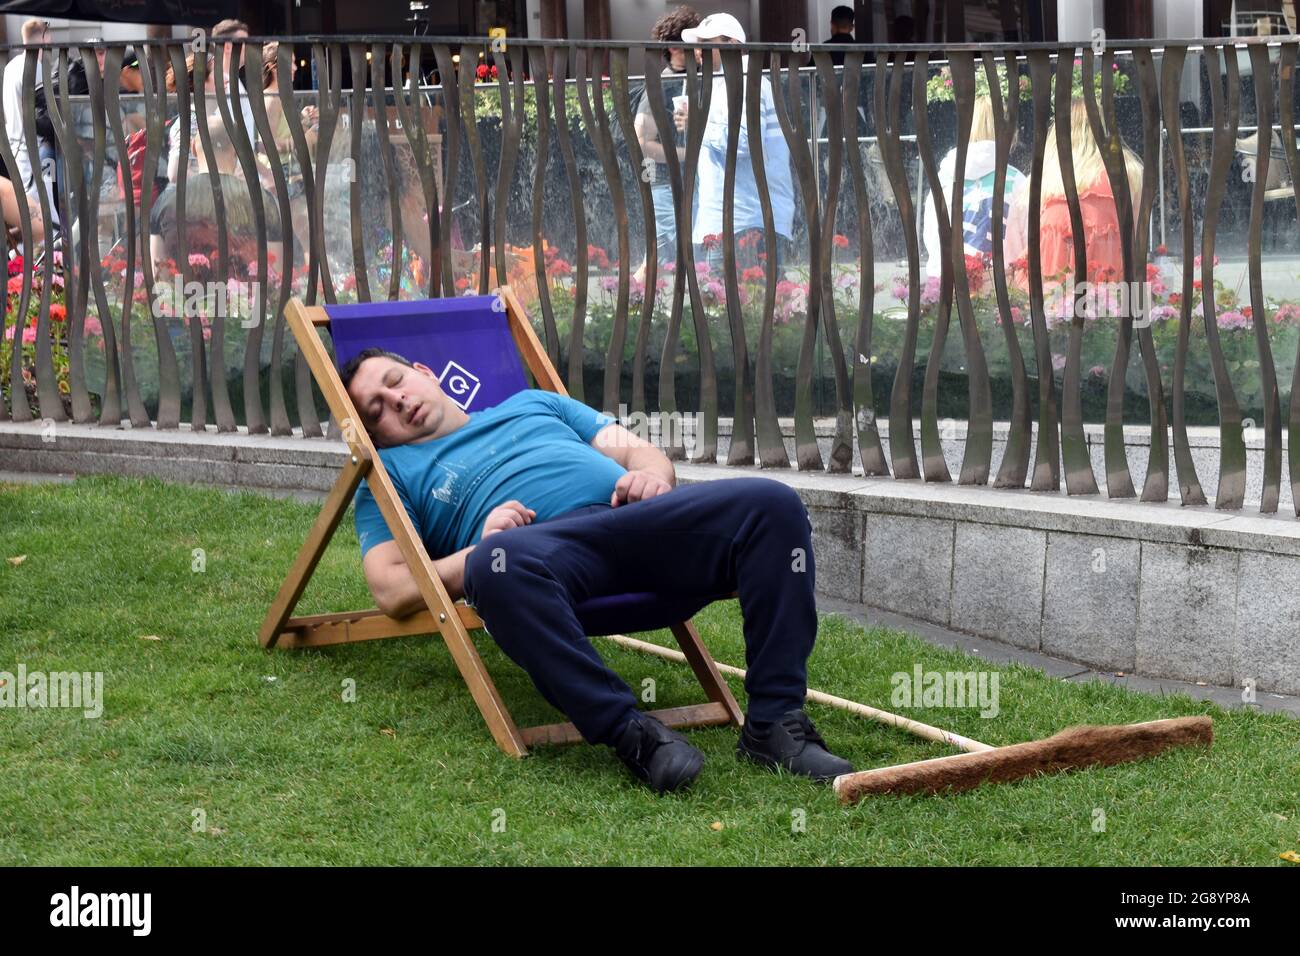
left=353, top=389, right=624, bottom=560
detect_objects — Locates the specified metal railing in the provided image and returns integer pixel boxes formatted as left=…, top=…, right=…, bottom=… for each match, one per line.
left=2, top=35, right=1300, bottom=513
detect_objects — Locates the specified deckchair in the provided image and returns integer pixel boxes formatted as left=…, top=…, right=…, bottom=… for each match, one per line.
left=260, top=287, right=744, bottom=757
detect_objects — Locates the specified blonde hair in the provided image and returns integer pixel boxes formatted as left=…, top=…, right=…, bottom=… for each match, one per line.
left=970, top=95, right=996, bottom=143
left=1041, top=98, right=1143, bottom=206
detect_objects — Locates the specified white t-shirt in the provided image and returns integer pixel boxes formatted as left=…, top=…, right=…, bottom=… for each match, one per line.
left=3, top=52, right=41, bottom=190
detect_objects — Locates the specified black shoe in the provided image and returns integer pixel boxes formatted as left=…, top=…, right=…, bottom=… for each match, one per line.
left=613, top=713, right=705, bottom=795
left=737, top=709, right=854, bottom=782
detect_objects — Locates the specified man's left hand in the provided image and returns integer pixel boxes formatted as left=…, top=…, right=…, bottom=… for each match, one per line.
left=611, top=469, right=673, bottom=508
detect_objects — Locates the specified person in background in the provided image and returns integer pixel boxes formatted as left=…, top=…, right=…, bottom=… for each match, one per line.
left=677, top=12, right=794, bottom=270
left=824, top=5, right=857, bottom=67
left=921, top=95, right=1026, bottom=279
left=211, top=18, right=258, bottom=137
left=1004, top=97, right=1143, bottom=301
left=632, top=5, right=701, bottom=284
left=4, top=19, right=54, bottom=230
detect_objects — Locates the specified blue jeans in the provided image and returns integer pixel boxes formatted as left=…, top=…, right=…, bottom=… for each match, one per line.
left=462, top=477, right=818, bottom=744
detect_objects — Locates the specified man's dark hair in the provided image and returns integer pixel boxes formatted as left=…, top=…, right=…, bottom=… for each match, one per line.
left=339, top=347, right=415, bottom=393
left=831, top=5, right=856, bottom=27
left=652, top=5, right=702, bottom=62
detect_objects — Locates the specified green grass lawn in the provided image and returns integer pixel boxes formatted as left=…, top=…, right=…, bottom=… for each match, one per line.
left=1, top=475, right=1297, bottom=866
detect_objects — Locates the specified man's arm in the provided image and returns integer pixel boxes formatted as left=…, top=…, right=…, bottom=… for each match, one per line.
left=360, top=501, right=537, bottom=618
left=591, top=422, right=676, bottom=506
left=362, top=540, right=473, bottom=618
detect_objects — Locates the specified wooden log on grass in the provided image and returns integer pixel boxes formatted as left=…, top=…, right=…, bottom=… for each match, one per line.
left=833, top=716, right=1213, bottom=803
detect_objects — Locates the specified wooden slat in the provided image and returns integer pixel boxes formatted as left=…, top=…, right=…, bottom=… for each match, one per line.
left=258, top=451, right=371, bottom=648
left=521, top=702, right=731, bottom=747
left=276, top=605, right=484, bottom=649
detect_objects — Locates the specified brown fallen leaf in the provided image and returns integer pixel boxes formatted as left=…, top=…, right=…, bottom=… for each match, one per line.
left=138, top=634, right=163, bottom=641
left=710, top=821, right=724, bottom=832
left=7, top=555, right=26, bottom=566
left=380, top=727, right=396, bottom=738
left=1279, top=850, right=1300, bottom=864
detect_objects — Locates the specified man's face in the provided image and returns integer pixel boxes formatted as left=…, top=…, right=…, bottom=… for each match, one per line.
left=694, top=36, right=738, bottom=70
left=346, top=356, right=452, bottom=448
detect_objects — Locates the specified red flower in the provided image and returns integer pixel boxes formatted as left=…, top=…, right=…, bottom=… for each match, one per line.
left=7, top=255, right=22, bottom=276
left=1156, top=244, right=1168, bottom=255
left=49, top=303, right=67, bottom=322
left=741, top=266, right=765, bottom=282
left=1242, top=306, right=1253, bottom=319
left=702, top=233, right=721, bottom=250
left=832, top=234, right=849, bottom=249
left=1192, top=279, right=1203, bottom=292
left=454, top=276, right=471, bottom=291
left=586, top=244, right=610, bottom=269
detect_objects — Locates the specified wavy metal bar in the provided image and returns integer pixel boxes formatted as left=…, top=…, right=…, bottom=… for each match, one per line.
left=718, top=47, right=753, bottom=465
left=769, top=50, right=822, bottom=471
left=744, top=50, right=787, bottom=468
left=1202, top=43, right=1246, bottom=509
left=878, top=52, right=920, bottom=478
left=550, top=46, right=588, bottom=400
left=45, top=45, right=94, bottom=421
left=1055, top=48, right=1099, bottom=495
left=219, top=39, right=270, bottom=434
left=0, top=50, right=39, bottom=422
left=458, top=47, right=490, bottom=295
left=1246, top=42, right=1282, bottom=513
left=167, top=44, right=206, bottom=429
left=948, top=50, right=993, bottom=484
left=841, top=50, right=887, bottom=476
left=610, top=47, right=655, bottom=417
left=78, top=47, right=124, bottom=426
left=1131, top=47, right=1168, bottom=501
left=641, top=47, right=689, bottom=460
left=984, top=50, right=1031, bottom=487
left=137, top=43, right=181, bottom=428
left=1025, top=49, right=1060, bottom=490
left=192, top=44, right=237, bottom=430
left=310, top=43, right=342, bottom=305
left=492, top=43, right=524, bottom=299
left=431, top=45, right=460, bottom=298
left=913, top=50, right=953, bottom=482
left=1283, top=41, right=1300, bottom=514
left=679, top=48, right=718, bottom=461
left=1081, top=47, right=1135, bottom=497
left=372, top=42, right=403, bottom=301
left=526, top=46, right=560, bottom=366
left=345, top=43, right=371, bottom=302
left=391, top=43, right=440, bottom=299
left=580, top=47, right=631, bottom=416
left=282, top=43, right=322, bottom=437
left=21, top=48, right=63, bottom=422
left=246, top=42, right=294, bottom=435
left=1160, top=45, right=1206, bottom=504
left=812, top=51, right=856, bottom=473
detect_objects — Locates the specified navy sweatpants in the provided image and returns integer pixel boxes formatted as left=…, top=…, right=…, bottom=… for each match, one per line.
left=461, top=476, right=818, bottom=745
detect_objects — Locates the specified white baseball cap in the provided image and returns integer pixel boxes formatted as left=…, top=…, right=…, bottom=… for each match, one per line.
left=681, top=12, right=747, bottom=44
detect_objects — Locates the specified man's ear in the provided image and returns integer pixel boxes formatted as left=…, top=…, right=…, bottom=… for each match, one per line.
left=411, top=361, right=436, bottom=379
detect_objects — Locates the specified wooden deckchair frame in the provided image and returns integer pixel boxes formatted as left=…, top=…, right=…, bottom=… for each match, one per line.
left=260, top=286, right=743, bottom=757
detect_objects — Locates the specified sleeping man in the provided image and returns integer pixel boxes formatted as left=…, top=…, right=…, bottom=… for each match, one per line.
left=343, top=348, right=853, bottom=793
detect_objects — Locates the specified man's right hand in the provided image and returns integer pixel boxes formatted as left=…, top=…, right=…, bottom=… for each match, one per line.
left=481, top=500, right=536, bottom=539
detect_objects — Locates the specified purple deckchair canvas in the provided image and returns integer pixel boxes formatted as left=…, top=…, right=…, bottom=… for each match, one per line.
left=325, top=296, right=529, bottom=413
